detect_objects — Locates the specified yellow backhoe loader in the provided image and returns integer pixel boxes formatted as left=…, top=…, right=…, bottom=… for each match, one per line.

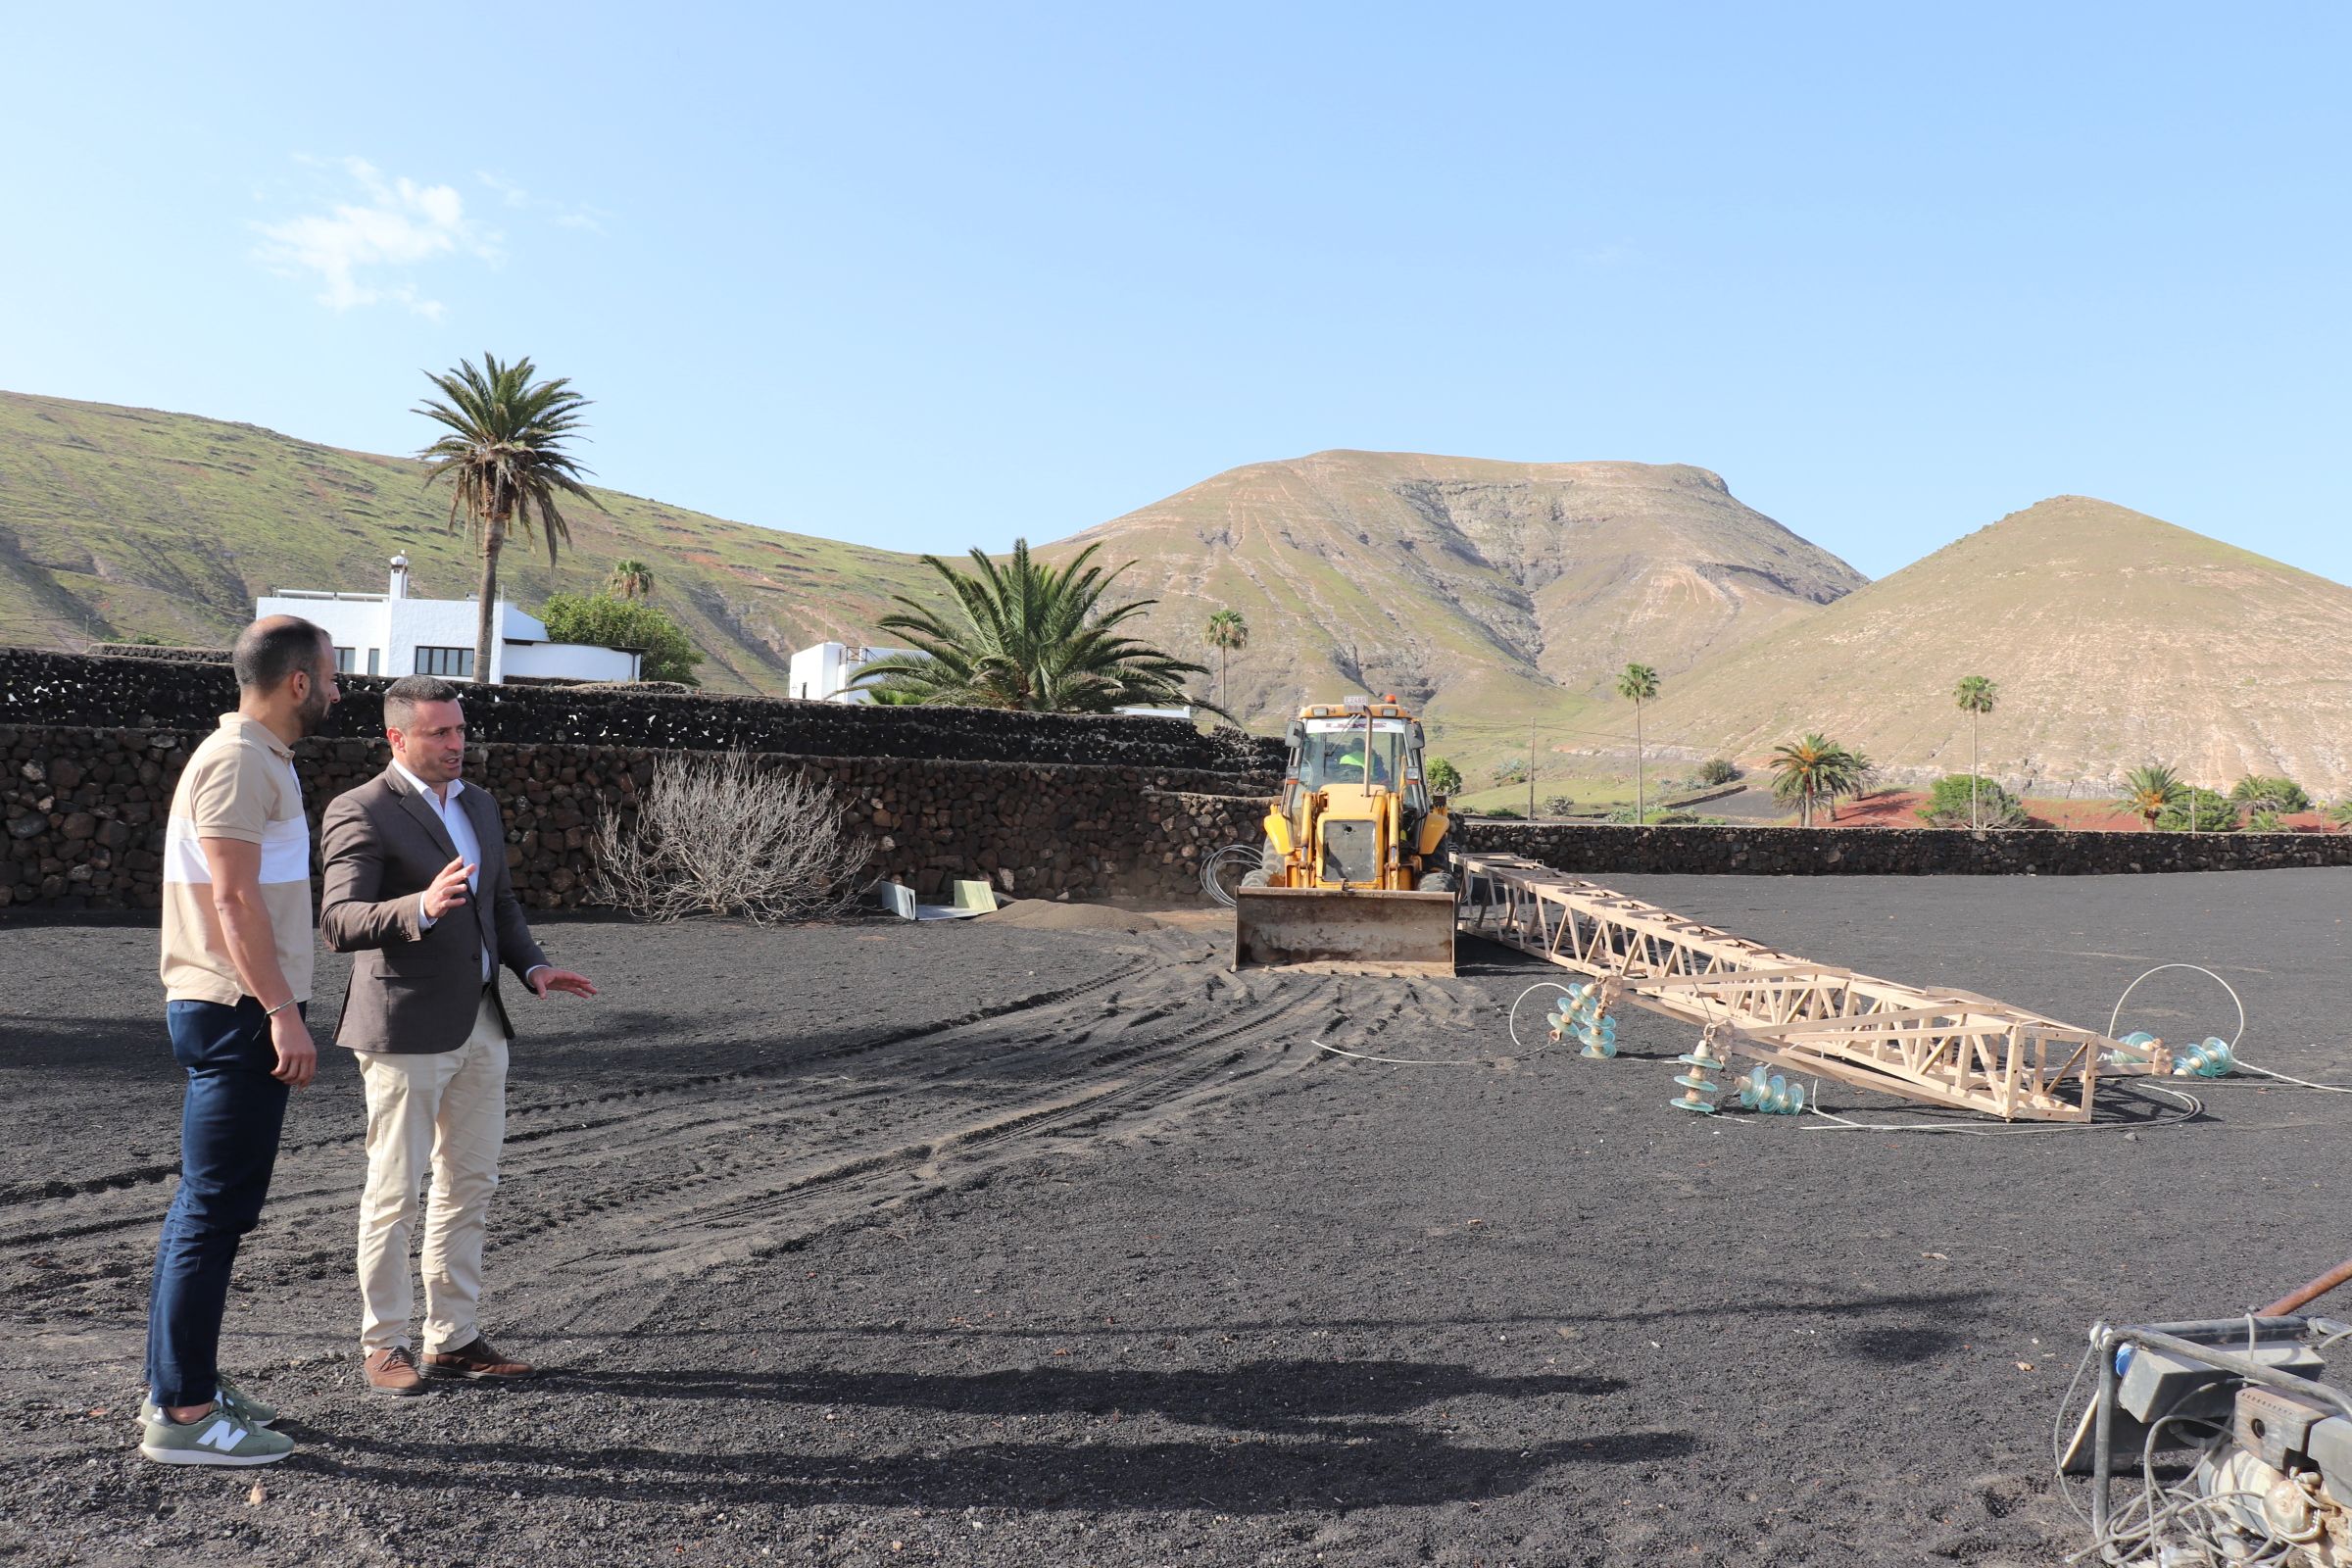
left=1232, top=696, right=1458, bottom=975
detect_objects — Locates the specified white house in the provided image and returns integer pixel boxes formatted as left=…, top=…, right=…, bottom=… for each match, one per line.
left=258, top=556, right=642, bottom=685
left=787, top=641, right=917, bottom=703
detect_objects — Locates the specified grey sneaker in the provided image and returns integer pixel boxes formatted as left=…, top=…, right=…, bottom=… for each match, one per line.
left=138, top=1374, right=278, bottom=1430
left=138, top=1407, right=294, bottom=1467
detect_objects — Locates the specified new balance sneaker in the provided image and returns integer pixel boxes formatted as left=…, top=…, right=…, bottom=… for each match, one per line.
left=138, top=1407, right=294, bottom=1467
left=214, top=1374, right=278, bottom=1425
left=138, top=1374, right=278, bottom=1430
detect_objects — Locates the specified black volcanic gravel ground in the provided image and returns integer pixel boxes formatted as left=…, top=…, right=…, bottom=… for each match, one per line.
left=4, top=871, right=2352, bottom=1567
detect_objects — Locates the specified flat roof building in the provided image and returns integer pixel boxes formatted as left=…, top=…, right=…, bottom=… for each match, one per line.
left=256, top=556, right=641, bottom=685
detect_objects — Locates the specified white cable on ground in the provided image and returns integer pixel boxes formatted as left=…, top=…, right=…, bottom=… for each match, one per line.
left=1504, top=981, right=1573, bottom=1054
left=1311, top=1040, right=1506, bottom=1066
left=1801, top=1080, right=2204, bottom=1136
left=2106, top=962, right=2244, bottom=1050
left=2232, top=1059, right=2352, bottom=1094
left=1313, top=982, right=1581, bottom=1068
left=2105, top=961, right=2352, bottom=1093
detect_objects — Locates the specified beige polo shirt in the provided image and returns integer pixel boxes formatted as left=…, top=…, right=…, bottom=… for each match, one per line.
left=160, top=713, right=315, bottom=1006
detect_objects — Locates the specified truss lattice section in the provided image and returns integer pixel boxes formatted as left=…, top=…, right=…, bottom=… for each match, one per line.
left=1456, top=853, right=2128, bottom=1122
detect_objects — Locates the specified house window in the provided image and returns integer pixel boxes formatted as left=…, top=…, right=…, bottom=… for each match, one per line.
left=367, top=648, right=381, bottom=676
left=415, top=647, right=474, bottom=678
left=333, top=647, right=357, bottom=674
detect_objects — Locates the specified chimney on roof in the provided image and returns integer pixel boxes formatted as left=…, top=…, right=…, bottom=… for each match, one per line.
left=389, top=553, right=410, bottom=601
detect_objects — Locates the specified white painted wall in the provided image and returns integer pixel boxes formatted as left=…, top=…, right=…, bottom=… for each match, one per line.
left=254, top=593, right=393, bottom=676
left=503, top=640, right=640, bottom=682
left=261, top=565, right=641, bottom=685
left=787, top=641, right=917, bottom=703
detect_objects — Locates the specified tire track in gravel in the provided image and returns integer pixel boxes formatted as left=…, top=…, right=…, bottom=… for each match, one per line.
left=0, top=956, right=1175, bottom=1282
left=0, top=954, right=1160, bottom=1213
left=497, top=964, right=1360, bottom=1339
left=0, top=933, right=1384, bottom=1351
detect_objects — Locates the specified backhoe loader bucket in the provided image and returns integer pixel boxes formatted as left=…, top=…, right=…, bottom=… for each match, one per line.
left=1232, top=886, right=1458, bottom=977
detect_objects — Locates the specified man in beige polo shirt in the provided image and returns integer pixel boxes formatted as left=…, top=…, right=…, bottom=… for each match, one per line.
left=138, top=616, right=336, bottom=1468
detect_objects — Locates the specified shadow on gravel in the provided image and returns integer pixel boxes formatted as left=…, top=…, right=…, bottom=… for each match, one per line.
left=581, top=1358, right=1625, bottom=1433
left=1843, top=1324, right=1966, bottom=1361
left=281, top=1358, right=1691, bottom=1513
left=1, top=1014, right=176, bottom=1076
left=310, top=1423, right=1698, bottom=1513
left=612, top=1290, right=1999, bottom=1342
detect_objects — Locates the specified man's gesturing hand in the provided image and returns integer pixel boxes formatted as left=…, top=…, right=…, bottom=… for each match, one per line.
left=423, top=856, right=475, bottom=921
left=527, top=966, right=598, bottom=1000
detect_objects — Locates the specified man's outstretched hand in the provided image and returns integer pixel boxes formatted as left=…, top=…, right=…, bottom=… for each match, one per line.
left=527, top=966, right=598, bottom=1000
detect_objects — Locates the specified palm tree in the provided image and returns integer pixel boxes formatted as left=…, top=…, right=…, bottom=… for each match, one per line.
left=609, top=558, right=655, bottom=601
left=1205, top=609, right=1250, bottom=715
left=851, top=539, right=1222, bottom=716
left=1953, top=675, right=1997, bottom=829
left=2230, top=774, right=2309, bottom=814
left=416, top=353, right=603, bottom=681
left=2113, top=762, right=2185, bottom=830
left=1616, top=662, right=1660, bottom=820
left=1833, top=747, right=1877, bottom=822
left=1768, top=733, right=1863, bottom=828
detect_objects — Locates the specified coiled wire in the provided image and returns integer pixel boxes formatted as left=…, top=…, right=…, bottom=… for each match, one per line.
left=1201, top=843, right=1266, bottom=907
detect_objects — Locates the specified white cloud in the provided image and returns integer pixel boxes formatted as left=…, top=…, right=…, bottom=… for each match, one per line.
left=254, top=158, right=499, bottom=317
left=476, top=171, right=610, bottom=235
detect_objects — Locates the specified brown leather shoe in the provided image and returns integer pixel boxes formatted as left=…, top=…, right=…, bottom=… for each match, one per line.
left=419, top=1337, right=535, bottom=1382
left=363, top=1347, right=426, bottom=1397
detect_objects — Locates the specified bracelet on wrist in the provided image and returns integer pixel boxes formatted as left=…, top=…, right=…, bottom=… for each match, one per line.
left=263, top=998, right=299, bottom=1019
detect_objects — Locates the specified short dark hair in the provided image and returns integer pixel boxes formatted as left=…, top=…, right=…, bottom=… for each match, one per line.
left=383, top=675, right=463, bottom=730
left=232, top=616, right=329, bottom=693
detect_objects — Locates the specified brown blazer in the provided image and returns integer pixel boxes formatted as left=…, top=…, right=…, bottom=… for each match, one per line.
left=318, top=767, right=550, bottom=1054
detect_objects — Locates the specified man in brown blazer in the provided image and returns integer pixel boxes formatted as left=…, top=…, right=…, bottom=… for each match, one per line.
left=319, top=675, right=596, bottom=1396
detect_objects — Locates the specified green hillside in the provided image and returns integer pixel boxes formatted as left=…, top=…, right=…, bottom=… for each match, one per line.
left=0, top=391, right=938, bottom=693
left=0, top=395, right=1866, bottom=783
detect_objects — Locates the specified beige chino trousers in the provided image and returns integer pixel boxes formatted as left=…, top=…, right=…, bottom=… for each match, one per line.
left=355, top=994, right=509, bottom=1354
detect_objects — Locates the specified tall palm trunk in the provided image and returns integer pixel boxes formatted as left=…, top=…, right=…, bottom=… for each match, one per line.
left=472, top=516, right=506, bottom=683
left=1634, top=702, right=1645, bottom=821
left=1970, top=711, right=1980, bottom=829
left=1218, top=644, right=1228, bottom=712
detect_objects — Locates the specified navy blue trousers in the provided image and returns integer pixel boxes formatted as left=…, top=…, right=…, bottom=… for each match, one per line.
left=143, top=998, right=294, bottom=1408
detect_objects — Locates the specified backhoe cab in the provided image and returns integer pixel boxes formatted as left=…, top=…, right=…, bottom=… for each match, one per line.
left=1232, top=696, right=1458, bottom=975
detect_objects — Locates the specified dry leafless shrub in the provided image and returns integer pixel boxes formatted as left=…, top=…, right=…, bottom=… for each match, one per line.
left=594, top=753, right=872, bottom=923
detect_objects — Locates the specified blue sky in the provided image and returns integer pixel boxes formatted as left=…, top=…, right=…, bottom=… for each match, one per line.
left=4, top=3, right=2346, bottom=582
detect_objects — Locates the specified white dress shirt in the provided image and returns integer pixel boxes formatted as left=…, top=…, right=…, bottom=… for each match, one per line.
left=390, top=760, right=514, bottom=985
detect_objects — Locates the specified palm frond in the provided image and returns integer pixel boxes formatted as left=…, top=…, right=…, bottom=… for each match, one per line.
left=415, top=352, right=608, bottom=566
left=847, top=538, right=1221, bottom=718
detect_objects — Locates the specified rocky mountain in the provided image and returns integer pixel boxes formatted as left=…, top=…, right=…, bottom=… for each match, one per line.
left=1643, top=495, right=2352, bottom=795
left=1054, top=450, right=1865, bottom=758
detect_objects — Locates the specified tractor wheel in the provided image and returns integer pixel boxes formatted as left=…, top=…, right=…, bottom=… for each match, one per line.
left=1420, top=871, right=1456, bottom=894
left=1239, top=868, right=1275, bottom=889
